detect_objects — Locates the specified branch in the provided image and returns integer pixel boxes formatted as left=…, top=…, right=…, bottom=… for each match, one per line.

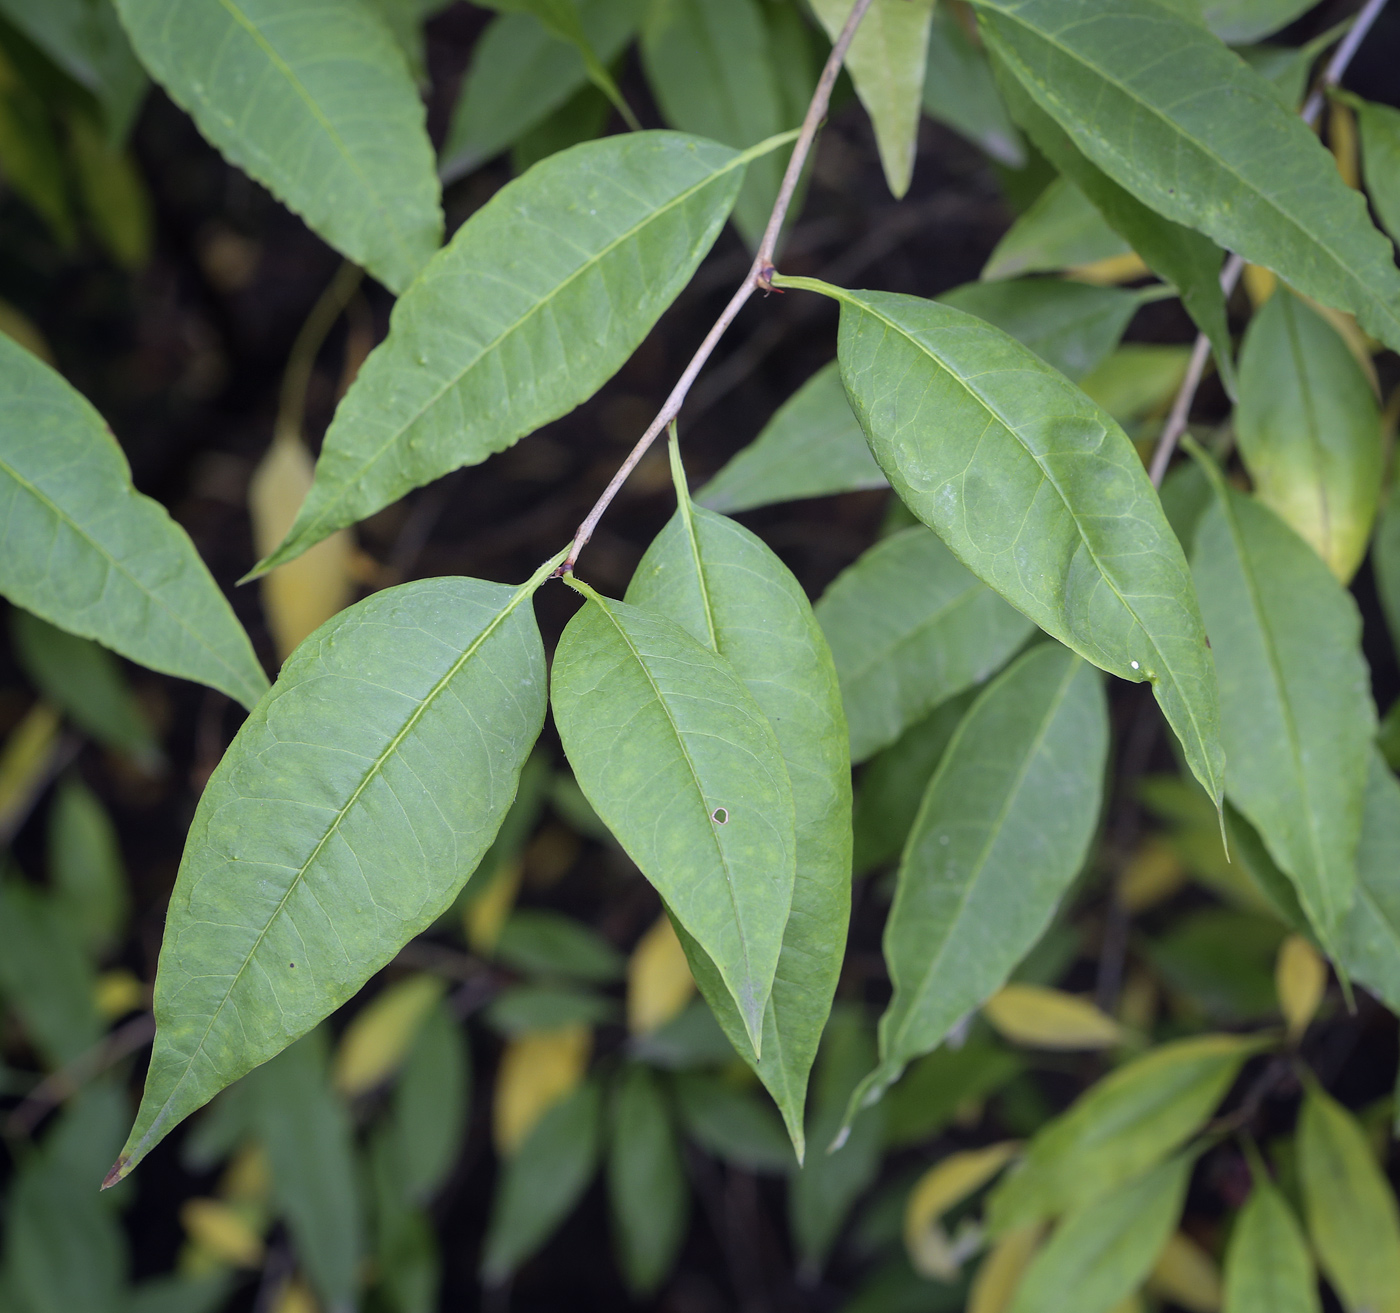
left=1148, top=0, right=1390, bottom=487
left=559, top=0, right=875, bottom=574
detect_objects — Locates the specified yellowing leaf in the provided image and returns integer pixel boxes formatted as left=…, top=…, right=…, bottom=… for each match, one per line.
left=94, top=969, right=145, bottom=1019
left=983, top=985, right=1123, bottom=1050
left=1118, top=837, right=1187, bottom=912
left=493, top=1023, right=591, bottom=1156
left=180, top=1198, right=265, bottom=1268
left=248, top=434, right=355, bottom=661
left=219, top=1145, right=270, bottom=1204
left=465, top=858, right=523, bottom=954
left=970, top=1223, right=1045, bottom=1313
left=905, top=1143, right=1020, bottom=1278
left=1148, top=1231, right=1222, bottom=1312
left=331, top=973, right=445, bottom=1096
left=271, top=1277, right=318, bottom=1313
left=1330, top=100, right=1360, bottom=191
left=0, top=702, right=61, bottom=839
left=1244, top=264, right=1277, bottom=308
left=627, top=913, right=695, bottom=1036
left=1276, top=935, right=1327, bottom=1041
left=1068, top=251, right=1151, bottom=285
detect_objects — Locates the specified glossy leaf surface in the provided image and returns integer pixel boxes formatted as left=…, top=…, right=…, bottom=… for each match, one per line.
left=112, top=575, right=548, bottom=1181
left=799, top=281, right=1224, bottom=804
left=1223, top=1175, right=1320, bottom=1313
left=855, top=643, right=1105, bottom=1113
left=114, top=0, right=441, bottom=293
left=626, top=479, right=849, bottom=1153
left=258, top=132, right=752, bottom=573
left=817, top=526, right=1034, bottom=762
left=0, top=336, right=267, bottom=710
left=552, top=582, right=796, bottom=1051
left=1192, top=476, right=1374, bottom=953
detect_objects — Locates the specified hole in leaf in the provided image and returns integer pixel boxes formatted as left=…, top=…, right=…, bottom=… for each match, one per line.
left=711, top=807, right=728, bottom=825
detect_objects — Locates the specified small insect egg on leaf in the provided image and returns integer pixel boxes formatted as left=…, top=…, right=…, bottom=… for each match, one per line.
left=711, top=807, right=728, bottom=825
left=1130, top=660, right=1140, bottom=670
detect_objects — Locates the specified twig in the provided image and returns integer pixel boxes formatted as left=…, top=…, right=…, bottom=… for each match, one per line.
left=1148, top=0, right=1389, bottom=486
left=559, top=0, right=875, bottom=574
left=276, top=260, right=364, bottom=442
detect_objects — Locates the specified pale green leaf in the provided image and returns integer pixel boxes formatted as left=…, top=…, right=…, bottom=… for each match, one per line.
left=973, top=0, right=1400, bottom=357
left=0, top=336, right=267, bottom=709
left=785, top=280, right=1224, bottom=806
left=1008, top=1155, right=1193, bottom=1313
left=923, top=4, right=1025, bottom=166
left=1355, top=96, right=1400, bottom=249
left=114, top=0, right=441, bottom=294
left=983, top=176, right=1132, bottom=280
left=625, top=466, right=849, bottom=1153
left=1299, top=1083, right=1400, bottom=1312
left=1335, top=750, right=1400, bottom=1016
left=551, top=581, right=796, bottom=1050
left=816, top=526, right=1034, bottom=762
left=852, top=642, right=1106, bottom=1116
left=641, top=0, right=788, bottom=245
left=48, top=777, right=128, bottom=960
left=481, top=1081, right=602, bottom=1282
left=607, top=1064, right=688, bottom=1296
left=1223, top=1175, right=1320, bottom=1313
left=988, top=1033, right=1259, bottom=1231
left=811, top=0, right=936, bottom=198
left=1191, top=468, right=1374, bottom=954
left=1236, top=288, right=1382, bottom=582
left=440, top=0, right=642, bottom=180
left=257, top=132, right=757, bottom=574
left=111, top=573, right=548, bottom=1182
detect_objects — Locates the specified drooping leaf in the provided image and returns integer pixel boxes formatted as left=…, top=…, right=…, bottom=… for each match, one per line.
left=1354, top=97, right=1400, bottom=248
left=552, top=580, right=797, bottom=1052
left=923, top=4, right=1025, bottom=167
left=982, top=177, right=1132, bottom=281
left=1007, top=1155, right=1193, bottom=1313
left=785, top=280, right=1224, bottom=806
left=249, top=1029, right=363, bottom=1312
left=810, top=0, right=937, bottom=198
left=1197, top=0, right=1314, bottom=43
left=607, top=1064, right=688, bottom=1296
left=816, top=526, right=1034, bottom=762
left=48, top=776, right=129, bottom=959
left=1275, top=934, right=1327, bottom=1041
left=1191, top=468, right=1374, bottom=954
left=850, top=642, right=1105, bottom=1116
left=481, top=1081, right=603, bottom=1283
left=988, top=1034, right=1259, bottom=1231
left=672, top=1070, right=796, bottom=1172
left=640, top=0, right=788, bottom=245
left=1222, top=1173, right=1320, bottom=1313
left=114, top=0, right=440, bottom=292
left=384, top=1000, right=469, bottom=1204
left=0, top=335, right=267, bottom=709
left=1298, top=1082, right=1400, bottom=1312
left=257, top=132, right=764, bottom=574
left=1335, top=752, right=1400, bottom=1021
left=1236, top=289, right=1382, bottom=582
left=439, top=0, right=642, bottom=180
left=973, top=0, right=1400, bottom=358
left=110, top=572, right=550, bottom=1182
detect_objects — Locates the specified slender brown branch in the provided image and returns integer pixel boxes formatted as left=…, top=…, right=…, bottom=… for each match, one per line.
left=1149, top=0, right=1389, bottom=487
left=560, top=0, right=875, bottom=574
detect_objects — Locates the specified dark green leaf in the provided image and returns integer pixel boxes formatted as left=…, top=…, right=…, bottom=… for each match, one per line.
left=481, top=1080, right=602, bottom=1282
left=982, top=176, right=1131, bottom=280
left=923, top=4, right=1024, bottom=166
left=1223, top=1174, right=1320, bottom=1313
left=1079, top=343, right=1192, bottom=428
left=114, top=0, right=441, bottom=293
left=112, top=573, right=548, bottom=1181
left=628, top=997, right=737, bottom=1069
left=673, top=1071, right=796, bottom=1172
left=1145, top=908, right=1285, bottom=1021
left=1356, top=96, right=1400, bottom=248
left=48, top=776, right=128, bottom=960
left=1198, top=0, right=1313, bottom=43
left=484, top=984, right=619, bottom=1033
left=509, top=80, right=611, bottom=175
left=495, top=910, right=625, bottom=984
left=1159, top=458, right=1214, bottom=556
left=882, top=1038, right=1023, bottom=1147
left=1237, top=43, right=1312, bottom=110
left=126, top=1274, right=235, bottom=1313
left=257, top=132, right=759, bottom=573
left=0, top=336, right=267, bottom=709
left=1335, top=750, right=1400, bottom=1014
left=385, top=1000, right=469, bottom=1203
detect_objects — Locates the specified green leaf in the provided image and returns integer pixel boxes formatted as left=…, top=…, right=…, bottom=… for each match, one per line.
left=817, top=526, right=1034, bottom=762
left=1079, top=343, right=1193, bottom=428
left=973, top=0, right=1400, bottom=358
left=439, top=0, right=642, bottom=180
left=624, top=474, right=849, bottom=1151
left=0, top=336, right=267, bottom=710
left=1298, top=1082, right=1400, bottom=1312
left=10, top=608, right=156, bottom=761
left=607, top=1064, right=688, bottom=1296
left=1335, top=751, right=1400, bottom=1018
left=483, top=983, right=619, bottom=1033
left=1223, top=1174, right=1320, bottom=1313
left=1355, top=96, right=1400, bottom=248
left=788, top=279, right=1225, bottom=806
left=249, top=1029, right=363, bottom=1311
left=983, top=176, right=1132, bottom=280
left=853, top=642, right=1106, bottom=1114
left=988, top=1033, right=1259, bottom=1231
left=110, top=572, right=549, bottom=1182
left=1146, top=908, right=1284, bottom=1021
left=509, top=79, right=612, bottom=175
left=384, top=1000, right=469, bottom=1204
left=1237, top=43, right=1312, bottom=111
left=810, top=0, right=936, bottom=198
left=552, top=580, right=796, bottom=1050
left=257, top=132, right=760, bottom=575
left=640, top=0, right=788, bottom=245
left=0, top=55, right=77, bottom=247
left=1007, top=1155, right=1193, bottom=1313
left=481, top=1080, right=602, bottom=1283
left=1197, top=0, right=1314, bottom=43
left=48, top=776, right=128, bottom=960
left=672, top=1071, right=796, bottom=1172
left=1191, top=467, right=1374, bottom=954
left=882, top=1038, right=1023, bottom=1147
left=126, top=1274, right=235, bottom=1313
left=115, top=0, right=440, bottom=293
left=495, top=910, right=626, bottom=984
left=1236, top=289, right=1382, bottom=582
left=923, top=3, right=1025, bottom=167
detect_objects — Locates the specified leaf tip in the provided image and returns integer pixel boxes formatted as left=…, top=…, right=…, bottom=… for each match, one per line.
left=101, top=1155, right=130, bottom=1191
